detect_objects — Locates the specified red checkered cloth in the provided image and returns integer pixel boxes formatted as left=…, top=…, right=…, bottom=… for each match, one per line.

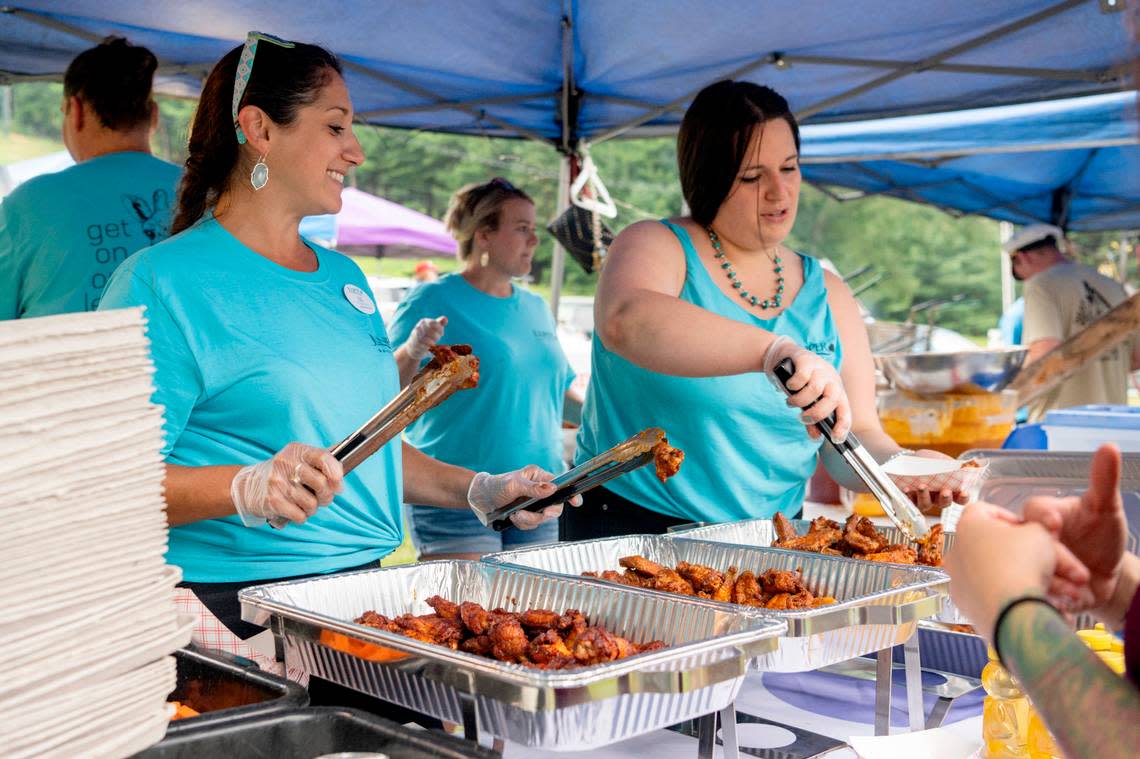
left=175, top=588, right=309, bottom=685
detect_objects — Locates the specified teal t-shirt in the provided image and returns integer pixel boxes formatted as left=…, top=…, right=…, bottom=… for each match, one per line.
left=388, top=273, right=574, bottom=476
left=576, top=220, right=842, bottom=523
left=98, top=217, right=403, bottom=582
left=0, top=152, right=181, bottom=319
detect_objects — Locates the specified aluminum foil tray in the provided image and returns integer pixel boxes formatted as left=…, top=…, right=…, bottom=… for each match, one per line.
left=669, top=518, right=964, bottom=625
left=239, top=560, right=784, bottom=750
left=484, top=535, right=946, bottom=672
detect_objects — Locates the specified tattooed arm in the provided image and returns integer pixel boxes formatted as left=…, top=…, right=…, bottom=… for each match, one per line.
left=998, top=600, right=1140, bottom=758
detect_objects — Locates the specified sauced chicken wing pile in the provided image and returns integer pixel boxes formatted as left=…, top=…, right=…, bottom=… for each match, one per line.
left=354, top=596, right=666, bottom=669
left=584, top=556, right=837, bottom=610
left=772, top=513, right=944, bottom=567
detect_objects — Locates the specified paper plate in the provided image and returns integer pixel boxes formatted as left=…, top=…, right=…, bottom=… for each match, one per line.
left=883, top=455, right=989, bottom=496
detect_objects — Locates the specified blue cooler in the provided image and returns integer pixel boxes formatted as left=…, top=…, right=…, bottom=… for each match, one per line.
left=1039, top=405, right=1140, bottom=452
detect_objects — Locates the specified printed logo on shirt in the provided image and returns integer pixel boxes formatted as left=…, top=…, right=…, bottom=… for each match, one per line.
left=370, top=333, right=392, bottom=353
left=803, top=340, right=837, bottom=358
left=82, top=190, right=172, bottom=311
left=532, top=329, right=556, bottom=339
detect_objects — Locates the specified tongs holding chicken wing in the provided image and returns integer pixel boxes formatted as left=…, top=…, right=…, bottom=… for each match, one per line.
left=479, top=428, right=684, bottom=531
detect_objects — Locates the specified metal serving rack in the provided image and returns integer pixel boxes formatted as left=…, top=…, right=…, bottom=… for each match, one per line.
left=484, top=534, right=947, bottom=746
left=240, top=560, right=785, bottom=757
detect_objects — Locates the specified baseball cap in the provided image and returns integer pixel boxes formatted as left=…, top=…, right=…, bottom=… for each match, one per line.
left=1002, top=224, right=1064, bottom=255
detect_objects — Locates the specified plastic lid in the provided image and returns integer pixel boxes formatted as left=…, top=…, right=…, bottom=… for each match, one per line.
left=1042, top=405, right=1140, bottom=430
left=1077, top=628, right=1115, bottom=651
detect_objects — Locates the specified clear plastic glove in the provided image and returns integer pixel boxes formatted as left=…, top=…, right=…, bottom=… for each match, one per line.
left=231, top=442, right=344, bottom=527
left=762, top=335, right=852, bottom=443
left=467, top=464, right=582, bottom=530
left=402, top=316, right=447, bottom=361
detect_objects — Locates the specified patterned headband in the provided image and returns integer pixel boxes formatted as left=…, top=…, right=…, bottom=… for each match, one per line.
left=233, top=31, right=296, bottom=144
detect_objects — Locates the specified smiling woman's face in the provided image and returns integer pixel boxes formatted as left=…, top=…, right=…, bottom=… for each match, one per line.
left=710, top=118, right=801, bottom=249
left=267, top=72, right=364, bottom=217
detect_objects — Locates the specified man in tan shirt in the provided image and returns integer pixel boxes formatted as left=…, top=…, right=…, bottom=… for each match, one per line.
left=1005, top=224, right=1140, bottom=422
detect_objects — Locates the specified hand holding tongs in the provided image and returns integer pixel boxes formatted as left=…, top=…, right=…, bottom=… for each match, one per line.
left=477, top=428, right=667, bottom=532
left=772, top=358, right=929, bottom=540
left=268, top=348, right=479, bottom=528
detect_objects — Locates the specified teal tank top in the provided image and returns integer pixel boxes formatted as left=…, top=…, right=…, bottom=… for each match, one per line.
left=575, top=219, right=842, bottom=523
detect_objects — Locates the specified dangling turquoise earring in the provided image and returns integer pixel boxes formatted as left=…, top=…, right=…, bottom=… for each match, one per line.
left=250, top=154, right=269, bottom=191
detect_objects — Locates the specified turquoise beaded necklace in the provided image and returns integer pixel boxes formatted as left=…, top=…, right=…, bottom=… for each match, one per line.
left=706, top=226, right=784, bottom=310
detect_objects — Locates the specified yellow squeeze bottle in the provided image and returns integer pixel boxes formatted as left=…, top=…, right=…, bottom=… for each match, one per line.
left=982, top=645, right=1030, bottom=758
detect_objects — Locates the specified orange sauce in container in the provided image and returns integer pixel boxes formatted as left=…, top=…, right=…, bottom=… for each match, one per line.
left=879, top=389, right=1016, bottom=457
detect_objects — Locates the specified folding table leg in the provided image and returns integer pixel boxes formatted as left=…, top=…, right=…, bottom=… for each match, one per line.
left=719, top=702, right=739, bottom=759
left=874, top=646, right=892, bottom=736
left=903, top=631, right=926, bottom=732
left=696, top=711, right=717, bottom=759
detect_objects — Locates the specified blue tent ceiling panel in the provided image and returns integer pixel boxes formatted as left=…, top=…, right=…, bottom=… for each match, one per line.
left=2, top=0, right=1135, bottom=140
left=799, top=93, right=1140, bottom=231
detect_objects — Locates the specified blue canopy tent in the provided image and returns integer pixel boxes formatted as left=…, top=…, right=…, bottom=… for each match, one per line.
left=798, top=91, right=1140, bottom=231
left=2, top=0, right=1135, bottom=307
left=2, top=1, right=1133, bottom=143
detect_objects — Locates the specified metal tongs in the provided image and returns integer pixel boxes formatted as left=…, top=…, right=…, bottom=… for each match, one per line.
left=477, top=427, right=667, bottom=532
left=772, top=358, right=929, bottom=540
left=268, top=349, right=479, bottom=528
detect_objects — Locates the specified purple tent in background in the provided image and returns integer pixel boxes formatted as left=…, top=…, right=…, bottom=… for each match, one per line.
left=300, top=187, right=456, bottom=255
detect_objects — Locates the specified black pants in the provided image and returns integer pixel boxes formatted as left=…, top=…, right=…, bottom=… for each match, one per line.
left=559, top=485, right=805, bottom=541
left=559, top=485, right=692, bottom=540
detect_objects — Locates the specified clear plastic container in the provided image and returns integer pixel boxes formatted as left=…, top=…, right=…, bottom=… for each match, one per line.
left=981, top=645, right=1030, bottom=758
left=880, top=389, right=1018, bottom=458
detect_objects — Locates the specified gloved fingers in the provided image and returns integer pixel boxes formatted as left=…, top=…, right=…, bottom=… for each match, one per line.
left=308, top=449, right=345, bottom=502
left=519, top=464, right=556, bottom=484
left=510, top=502, right=563, bottom=530
left=797, top=378, right=839, bottom=424
left=267, top=490, right=312, bottom=524
left=830, top=393, right=852, bottom=443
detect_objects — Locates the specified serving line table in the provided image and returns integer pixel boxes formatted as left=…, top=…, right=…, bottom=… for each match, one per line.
left=502, top=667, right=984, bottom=758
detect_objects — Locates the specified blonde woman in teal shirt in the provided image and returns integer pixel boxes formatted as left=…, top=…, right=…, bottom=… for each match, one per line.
left=568, top=80, right=960, bottom=540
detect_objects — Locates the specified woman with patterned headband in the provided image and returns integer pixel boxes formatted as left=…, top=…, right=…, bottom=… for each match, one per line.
left=98, top=33, right=573, bottom=668
left=389, top=178, right=577, bottom=560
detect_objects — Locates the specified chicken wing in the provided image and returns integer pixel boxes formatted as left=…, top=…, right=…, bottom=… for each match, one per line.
left=842, top=515, right=889, bottom=555
left=460, top=601, right=492, bottom=635
left=773, top=512, right=798, bottom=543
left=759, top=568, right=805, bottom=595
left=519, top=609, right=562, bottom=631
left=528, top=629, right=574, bottom=665
left=425, top=595, right=462, bottom=624
left=712, top=567, right=738, bottom=603
left=570, top=627, right=621, bottom=665
left=864, top=545, right=918, bottom=564
left=652, top=439, right=685, bottom=482
left=395, top=614, right=463, bottom=648
left=677, top=561, right=724, bottom=595
left=489, top=617, right=530, bottom=662
left=652, top=568, right=696, bottom=595
left=731, top=570, right=765, bottom=606
left=619, top=555, right=667, bottom=577
left=916, top=523, right=944, bottom=567
left=354, top=610, right=398, bottom=632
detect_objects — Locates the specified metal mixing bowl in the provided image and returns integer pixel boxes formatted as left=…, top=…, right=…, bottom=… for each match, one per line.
left=875, top=347, right=1028, bottom=395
